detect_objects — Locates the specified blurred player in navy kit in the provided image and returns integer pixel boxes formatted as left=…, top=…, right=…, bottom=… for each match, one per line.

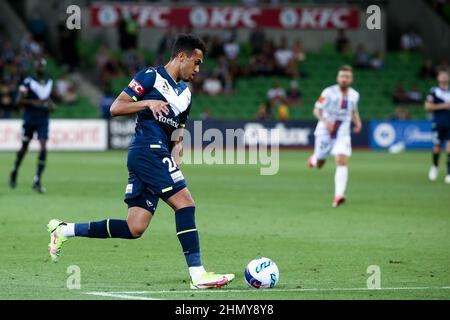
left=425, top=69, right=450, bottom=184
left=10, top=58, right=56, bottom=193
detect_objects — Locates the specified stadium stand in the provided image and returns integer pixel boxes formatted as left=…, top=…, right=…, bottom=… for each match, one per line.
left=0, top=1, right=445, bottom=122
left=75, top=38, right=433, bottom=121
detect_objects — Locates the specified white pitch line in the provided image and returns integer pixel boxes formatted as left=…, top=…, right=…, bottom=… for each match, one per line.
left=84, top=286, right=450, bottom=298
left=84, top=292, right=159, bottom=300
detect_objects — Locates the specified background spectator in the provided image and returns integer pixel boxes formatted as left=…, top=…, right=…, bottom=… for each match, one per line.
left=122, top=48, right=144, bottom=75
left=393, top=81, right=423, bottom=105
left=202, top=71, right=223, bottom=96
left=156, top=30, right=175, bottom=65
left=200, top=108, right=212, bottom=120
left=335, top=29, right=351, bottom=54
left=99, top=56, right=123, bottom=92
left=387, top=106, right=411, bottom=120
left=274, top=37, right=294, bottom=76
left=55, top=68, right=78, bottom=104
left=277, top=102, right=290, bottom=121
left=223, top=29, right=240, bottom=61
left=208, top=35, right=224, bottom=59
left=393, top=81, right=410, bottom=104
left=118, top=16, right=138, bottom=50
left=248, top=40, right=275, bottom=76
left=400, top=30, right=423, bottom=52
left=406, top=83, right=423, bottom=103
left=419, top=59, right=437, bottom=79
left=267, top=80, right=286, bottom=107
left=255, top=100, right=272, bottom=121
left=214, top=55, right=233, bottom=94
left=0, top=80, right=14, bottom=118
left=58, top=19, right=80, bottom=71
left=286, top=80, right=303, bottom=106
left=249, top=29, right=266, bottom=55
left=99, top=87, right=115, bottom=119
left=292, top=39, right=306, bottom=63
left=353, top=44, right=371, bottom=69
left=370, top=51, right=384, bottom=70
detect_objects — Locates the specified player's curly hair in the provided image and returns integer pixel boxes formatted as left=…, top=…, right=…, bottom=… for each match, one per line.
left=171, top=33, right=207, bottom=58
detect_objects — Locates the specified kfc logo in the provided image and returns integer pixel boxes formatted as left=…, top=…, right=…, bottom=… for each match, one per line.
left=128, top=79, right=144, bottom=95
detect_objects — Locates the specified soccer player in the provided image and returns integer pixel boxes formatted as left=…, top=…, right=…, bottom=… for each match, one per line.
left=10, top=58, right=55, bottom=193
left=47, top=34, right=235, bottom=289
left=425, top=68, right=450, bottom=184
left=307, top=65, right=362, bottom=207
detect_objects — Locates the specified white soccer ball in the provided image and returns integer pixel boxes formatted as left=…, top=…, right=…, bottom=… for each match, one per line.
left=244, top=257, right=279, bottom=289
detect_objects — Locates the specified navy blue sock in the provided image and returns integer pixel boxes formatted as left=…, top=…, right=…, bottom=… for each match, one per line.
left=433, top=152, right=440, bottom=167
left=175, top=206, right=202, bottom=267
left=36, top=149, right=47, bottom=181
left=13, top=142, right=29, bottom=173
left=75, top=219, right=134, bottom=239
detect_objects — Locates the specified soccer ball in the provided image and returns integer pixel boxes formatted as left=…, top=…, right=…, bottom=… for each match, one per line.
left=244, top=257, right=279, bottom=289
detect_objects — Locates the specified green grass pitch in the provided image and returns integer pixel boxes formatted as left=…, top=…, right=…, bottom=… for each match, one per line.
left=0, top=150, right=449, bottom=300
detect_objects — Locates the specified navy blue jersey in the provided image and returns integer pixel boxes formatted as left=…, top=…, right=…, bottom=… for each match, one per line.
left=19, top=76, right=53, bottom=124
left=426, top=86, right=450, bottom=126
left=123, top=66, right=192, bottom=149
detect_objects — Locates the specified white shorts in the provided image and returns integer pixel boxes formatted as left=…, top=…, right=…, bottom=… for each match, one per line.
left=314, top=134, right=352, bottom=160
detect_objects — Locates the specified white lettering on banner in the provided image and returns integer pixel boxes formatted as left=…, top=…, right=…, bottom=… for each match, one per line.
left=110, top=119, right=136, bottom=135
left=332, top=8, right=349, bottom=29
left=299, top=8, right=350, bottom=29
left=210, top=8, right=229, bottom=28
left=243, top=8, right=260, bottom=28
left=300, top=8, right=320, bottom=28
left=190, top=7, right=260, bottom=28
left=137, top=6, right=170, bottom=27
left=404, top=126, right=433, bottom=143
left=92, top=5, right=359, bottom=29
left=0, top=120, right=107, bottom=151
left=243, top=123, right=311, bottom=146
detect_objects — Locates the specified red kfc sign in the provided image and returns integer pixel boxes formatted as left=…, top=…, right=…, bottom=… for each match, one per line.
left=91, top=4, right=360, bottom=29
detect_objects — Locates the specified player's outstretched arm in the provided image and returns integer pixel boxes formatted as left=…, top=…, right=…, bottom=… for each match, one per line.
left=424, top=101, right=450, bottom=112
left=110, top=92, right=169, bottom=117
left=352, top=110, right=362, bottom=134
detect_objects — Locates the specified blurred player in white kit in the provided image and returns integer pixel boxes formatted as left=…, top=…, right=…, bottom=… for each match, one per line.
left=308, top=65, right=362, bottom=207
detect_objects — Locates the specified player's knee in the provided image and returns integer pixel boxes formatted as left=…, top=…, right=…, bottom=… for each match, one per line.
left=127, top=222, right=146, bottom=238
left=126, top=217, right=149, bottom=238
left=183, top=193, right=195, bottom=207
left=169, top=189, right=195, bottom=209
left=336, top=157, right=348, bottom=166
left=178, top=197, right=195, bottom=209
